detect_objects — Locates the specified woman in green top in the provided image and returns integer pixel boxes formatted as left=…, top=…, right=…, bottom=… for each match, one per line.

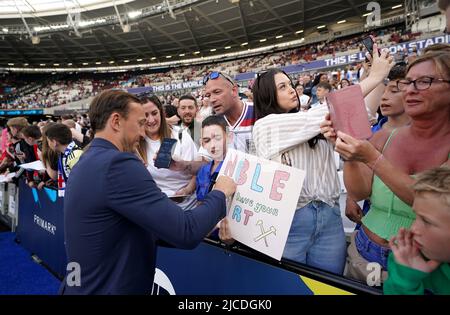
left=322, top=50, right=450, bottom=283
left=384, top=166, right=450, bottom=295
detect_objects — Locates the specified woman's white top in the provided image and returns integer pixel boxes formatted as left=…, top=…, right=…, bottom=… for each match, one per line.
left=252, top=103, right=340, bottom=209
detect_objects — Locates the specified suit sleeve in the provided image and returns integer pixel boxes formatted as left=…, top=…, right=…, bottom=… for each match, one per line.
left=106, top=153, right=226, bottom=249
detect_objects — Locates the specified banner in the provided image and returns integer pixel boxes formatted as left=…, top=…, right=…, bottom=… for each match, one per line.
left=234, top=34, right=450, bottom=80
left=219, top=149, right=305, bottom=260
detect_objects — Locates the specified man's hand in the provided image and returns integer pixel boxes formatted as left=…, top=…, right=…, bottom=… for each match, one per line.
left=218, top=218, right=235, bottom=246
left=37, top=181, right=46, bottom=190
left=389, top=228, right=440, bottom=273
left=213, top=175, right=236, bottom=198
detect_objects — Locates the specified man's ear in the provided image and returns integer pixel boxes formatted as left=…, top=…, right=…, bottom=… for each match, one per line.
left=109, top=113, right=122, bottom=132
left=231, top=84, right=239, bottom=98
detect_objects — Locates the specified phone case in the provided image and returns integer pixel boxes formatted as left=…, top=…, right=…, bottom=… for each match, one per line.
left=154, top=138, right=177, bottom=169
left=326, top=85, right=372, bottom=140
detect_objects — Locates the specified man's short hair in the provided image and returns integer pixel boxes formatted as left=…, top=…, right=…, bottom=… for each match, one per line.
left=438, top=0, right=450, bottom=10
left=7, top=117, right=29, bottom=130
left=201, top=115, right=227, bottom=133
left=179, top=95, right=197, bottom=106
left=62, top=119, right=76, bottom=129
left=316, top=82, right=332, bottom=91
left=44, top=123, right=73, bottom=146
left=412, top=166, right=450, bottom=208
left=22, top=125, right=42, bottom=139
left=89, top=90, right=141, bottom=133
left=61, top=114, right=74, bottom=121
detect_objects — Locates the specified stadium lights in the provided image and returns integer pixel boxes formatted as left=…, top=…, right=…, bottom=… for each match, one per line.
left=31, top=36, right=40, bottom=44
left=179, top=54, right=185, bottom=57
left=224, top=46, right=231, bottom=49
left=151, top=57, right=157, bottom=60
left=337, top=20, right=346, bottom=24
left=109, top=61, right=115, bottom=64
left=362, top=12, right=371, bottom=17
left=95, top=62, right=102, bottom=65
left=128, top=10, right=142, bottom=19
left=210, top=48, right=217, bottom=52
left=193, top=51, right=200, bottom=55
left=166, top=55, right=172, bottom=58
left=276, top=35, right=283, bottom=39
left=23, top=63, right=28, bottom=66
left=82, top=62, right=88, bottom=65
left=2, top=28, right=8, bottom=33
left=124, top=60, right=130, bottom=63
left=317, top=25, right=326, bottom=29
left=137, top=58, right=143, bottom=61
left=40, top=64, right=46, bottom=66
left=53, top=63, right=59, bottom=66
left=8, top=63, right=14, bottom=66
left=241, top=42, right=248, bottom=46
left=259, top=38, right=267, bottom=42
left=68, top=63, right=72, bottom=66
left=392, top=4, right=402, bottom=9
left=295, top=30, right=304, bottom=34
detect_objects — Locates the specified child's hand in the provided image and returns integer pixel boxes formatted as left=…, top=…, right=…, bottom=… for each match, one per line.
left=389, top=228, right=440, bottom=273
left=218, top=218, right=235, bottom=246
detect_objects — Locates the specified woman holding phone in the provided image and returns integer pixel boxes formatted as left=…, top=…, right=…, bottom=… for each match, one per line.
left=137, top=95, right=199, bottom=210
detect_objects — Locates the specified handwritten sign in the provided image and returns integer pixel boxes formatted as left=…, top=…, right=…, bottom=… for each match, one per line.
left=219, top=149, right=305, bottom=260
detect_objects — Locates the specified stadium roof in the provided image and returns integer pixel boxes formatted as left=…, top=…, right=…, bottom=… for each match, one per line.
left=0, top=0, right=404, bottom=69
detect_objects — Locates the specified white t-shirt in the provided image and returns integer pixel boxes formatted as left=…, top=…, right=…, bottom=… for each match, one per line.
left=299, top=94, right=310, bottom=107
left=145, top=128, right=198, bottom=209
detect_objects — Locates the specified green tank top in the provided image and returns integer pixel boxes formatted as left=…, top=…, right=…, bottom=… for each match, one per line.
left=362, top=129, right=415, bottom=240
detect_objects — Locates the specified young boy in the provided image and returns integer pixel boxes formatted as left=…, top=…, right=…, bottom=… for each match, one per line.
left=44, top=123, right=84, bottom=197
left=384, top=166, right=450, bottom=295
left=196, top=115, right=231, bottom=202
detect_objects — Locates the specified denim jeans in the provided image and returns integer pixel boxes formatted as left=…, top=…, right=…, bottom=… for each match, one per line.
left=282, top=201, right=347, bottom=275
left=354, top=226, right=390, bottom=270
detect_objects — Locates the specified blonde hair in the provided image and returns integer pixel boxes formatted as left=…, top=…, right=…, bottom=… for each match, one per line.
left=407, top=51, right=450, bottom=80
left=412, top=166, right=450, bottom=208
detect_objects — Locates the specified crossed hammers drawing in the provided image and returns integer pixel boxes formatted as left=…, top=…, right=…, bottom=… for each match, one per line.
left=254, top=220, right=277, bottom=247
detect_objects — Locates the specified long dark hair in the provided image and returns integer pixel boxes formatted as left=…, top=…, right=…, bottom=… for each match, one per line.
left=253, top=69, right=299, bottom=121
left=253, top=68, right=322, bottom=148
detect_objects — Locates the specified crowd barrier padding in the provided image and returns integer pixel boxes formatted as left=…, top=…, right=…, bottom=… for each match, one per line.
left=14, top=178, right=380, bottom=295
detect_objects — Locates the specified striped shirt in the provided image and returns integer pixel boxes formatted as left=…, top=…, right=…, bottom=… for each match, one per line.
left=224, top=100, right=255, bottom=154
left=252, top=103, right=340, bottom=209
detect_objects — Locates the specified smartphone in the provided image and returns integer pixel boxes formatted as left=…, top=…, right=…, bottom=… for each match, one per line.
left=362, top=36, right=380, bottom=57
left=154, top=138, right=177, bottom=169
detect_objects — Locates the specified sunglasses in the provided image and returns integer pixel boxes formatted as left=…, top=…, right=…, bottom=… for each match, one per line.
left=203, top=71, right=235, bottom=86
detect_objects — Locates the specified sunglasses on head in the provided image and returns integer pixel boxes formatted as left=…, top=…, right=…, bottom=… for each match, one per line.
left=203, top=71, right=235, bottom=86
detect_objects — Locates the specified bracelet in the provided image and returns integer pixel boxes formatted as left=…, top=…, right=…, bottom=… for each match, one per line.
left=368, top=154, right=384, bottom=171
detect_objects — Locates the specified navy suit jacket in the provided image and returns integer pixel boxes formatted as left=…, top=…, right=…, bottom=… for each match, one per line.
left=60, top=138, right=226, bottom=294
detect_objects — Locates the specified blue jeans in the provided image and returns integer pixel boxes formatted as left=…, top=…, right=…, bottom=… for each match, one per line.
left=354, top=227, right=390, bottom=270
left=282, top=201, right=347, bottom=275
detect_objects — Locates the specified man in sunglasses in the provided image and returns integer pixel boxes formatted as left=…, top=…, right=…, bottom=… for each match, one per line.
left=203, top=71, right=255, bottom=154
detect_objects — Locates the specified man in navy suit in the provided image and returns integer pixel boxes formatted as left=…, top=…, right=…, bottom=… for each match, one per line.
left=60, top=90, right=236, bottom=294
